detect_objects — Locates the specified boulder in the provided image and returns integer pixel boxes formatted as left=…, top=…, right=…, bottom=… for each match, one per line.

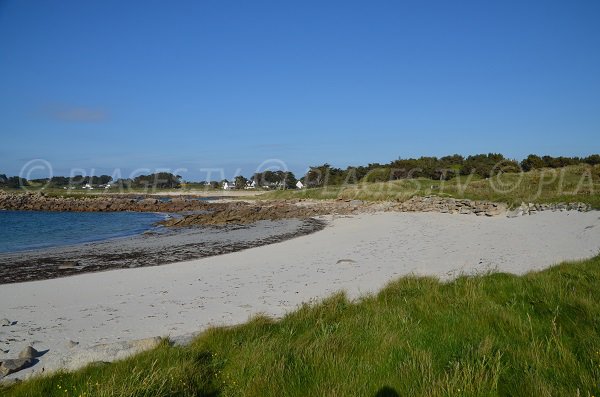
left=0, top=358, right=34, bottom=377
left=18, top=346, right=39, bottom=359
left=506, top=209, right=523, bottom=218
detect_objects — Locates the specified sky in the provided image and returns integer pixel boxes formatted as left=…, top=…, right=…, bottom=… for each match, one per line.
left=1, top=0, right=599, bottom=181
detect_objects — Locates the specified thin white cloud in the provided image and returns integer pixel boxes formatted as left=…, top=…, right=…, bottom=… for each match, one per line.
left=42, top=105, right=109, bottom=123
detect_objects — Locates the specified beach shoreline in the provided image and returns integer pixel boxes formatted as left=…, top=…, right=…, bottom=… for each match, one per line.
left=0, top=217, right=325, bottom=284
left=1, top=210, right=599, bottom=381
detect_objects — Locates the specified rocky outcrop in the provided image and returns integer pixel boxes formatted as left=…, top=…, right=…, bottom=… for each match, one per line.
left=1, top=192, right=592, bottom=225
left=506, top=202, right=592, bottom=217
left=0, top=192, right=214, bottom=213
left=395, top=196, right=507, bottom=216
left=164, top=195, right=592, bottom=227
left=162, top=201, right=333, bottom=226
left=161, top=196, right=512, bottom=226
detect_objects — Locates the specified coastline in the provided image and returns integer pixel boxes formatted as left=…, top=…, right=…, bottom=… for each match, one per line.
left=0, top=217, right=325, bottom=284
left=1, top=210, right=599, bottom=381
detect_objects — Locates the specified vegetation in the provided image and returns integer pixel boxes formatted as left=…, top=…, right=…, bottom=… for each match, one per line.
left=4, top=255, right=600, bottom=396
left=44, top=175, right=114, bottom=188
left=301, top=153, right=599, bottom=187
left=0, top=173, right=183, bottom=191
left=263, top=164, right=600, bottom=209
left=115, top=173, right=182, bottom=189
left=0, top=174, right=28, bottom=188
left=2, top=153, right=598, bottom=193
left=251, top=170, right=297, bottom=189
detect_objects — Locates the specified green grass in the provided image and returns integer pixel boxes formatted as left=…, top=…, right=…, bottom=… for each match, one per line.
left=4, top=255, right=600, bottom=396
left=261, top=165, right=600, bottom=208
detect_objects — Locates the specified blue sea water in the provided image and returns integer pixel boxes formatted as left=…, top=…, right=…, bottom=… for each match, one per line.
left=0, top=210, right=165, bottom=253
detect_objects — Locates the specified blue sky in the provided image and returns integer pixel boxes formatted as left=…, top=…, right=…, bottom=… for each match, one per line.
left=1, top=0, right=599, bottom=180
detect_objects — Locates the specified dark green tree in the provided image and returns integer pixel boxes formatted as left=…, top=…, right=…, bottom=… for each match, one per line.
left=520, top=154, right=545, bottom=171
left=234, top=175, right=248, bottom=189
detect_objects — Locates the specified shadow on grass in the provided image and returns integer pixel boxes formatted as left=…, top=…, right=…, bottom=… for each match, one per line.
left=375, top=385, right=400, bottom=397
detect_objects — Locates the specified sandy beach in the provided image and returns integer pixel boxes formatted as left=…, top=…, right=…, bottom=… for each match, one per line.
left=1, top=210, right=599, bottom=380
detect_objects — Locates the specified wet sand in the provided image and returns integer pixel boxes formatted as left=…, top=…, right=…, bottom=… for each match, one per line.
left=0, top=218, right=325, bottom=284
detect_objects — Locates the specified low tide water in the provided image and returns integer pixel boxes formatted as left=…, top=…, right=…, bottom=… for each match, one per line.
left=0, top=210, right=165, bottom=253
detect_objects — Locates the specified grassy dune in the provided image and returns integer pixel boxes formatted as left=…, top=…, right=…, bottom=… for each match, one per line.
left=4, top=255, right=600, bottom=396
left=262, top=165, right=600, bottom=208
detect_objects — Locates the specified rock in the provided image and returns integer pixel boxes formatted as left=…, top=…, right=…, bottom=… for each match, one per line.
left=0, top=318, right=10, bottom=327
left=0, top=358, right=34, bottom=377
left=485, top=205, right=506, bottom=216
left=506, top=209, right=522, bottom=218
left=0, top=192, right=217, bottom=213
left=18, top=346, right=39, bottom=359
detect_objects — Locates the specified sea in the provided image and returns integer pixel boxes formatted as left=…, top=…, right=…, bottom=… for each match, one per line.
left=0, top=210, right=165, bottom=253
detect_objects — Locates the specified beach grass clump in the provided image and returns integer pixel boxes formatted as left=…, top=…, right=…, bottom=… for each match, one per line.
left=262, top=165, right=600, bottom=208
left=3, top=255, right=600, bottom=396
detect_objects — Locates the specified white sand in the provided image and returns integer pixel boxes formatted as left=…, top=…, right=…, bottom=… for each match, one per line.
left=1, top=211, right=599, bottom=379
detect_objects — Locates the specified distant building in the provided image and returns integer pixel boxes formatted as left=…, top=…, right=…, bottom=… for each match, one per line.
left=296, top=180, right=305, bottom=189
left=223, top=181, right=235, bottom=190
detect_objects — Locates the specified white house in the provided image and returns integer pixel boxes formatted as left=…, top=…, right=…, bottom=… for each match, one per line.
left=245, top=180, right=257, bottom=189
left=223, top=181, right=235, bottom=190
left=82, top=183, right=94, bottom=190
left=296, top=180, right=305, bottom=189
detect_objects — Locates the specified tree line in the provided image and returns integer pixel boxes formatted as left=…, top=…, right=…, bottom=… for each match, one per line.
left=301, top=153, right=600, bottom=187
left=217, top=153, right=599, bottom=189
left=114, top=173, right=182, bottom=189
left=0, top=173, right=182, bottom=189
left=2, top=153, right=598, bottom=190
left=44, top=175, right=114, bottom=187
left=0, top=174, right=28, bottom=188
